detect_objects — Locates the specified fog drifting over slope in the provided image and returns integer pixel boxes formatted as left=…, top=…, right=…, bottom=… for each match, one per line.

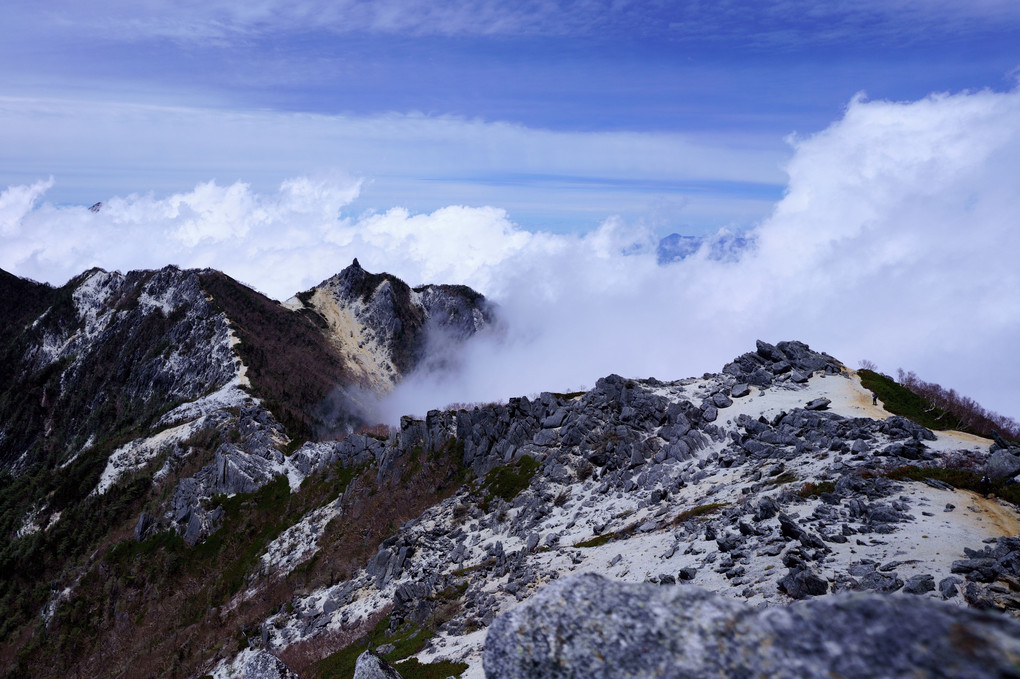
left=3, top=88, right=1019, bottom=421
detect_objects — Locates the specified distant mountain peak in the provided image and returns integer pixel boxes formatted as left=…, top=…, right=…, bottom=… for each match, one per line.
left=289, top=259, right=495, bottom=390
left=656, top=230, right=754, bottom=264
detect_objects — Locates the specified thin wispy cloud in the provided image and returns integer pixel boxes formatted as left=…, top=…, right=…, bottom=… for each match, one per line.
left=0, top=95, right=785, bottom=234
left=15, top=0, right=626, bottom=44
left=11, top=0, right=1018, bottom=47
left=3, top=89, right=1019, bottom=421
left=666, top=0, right=1020, bottom=48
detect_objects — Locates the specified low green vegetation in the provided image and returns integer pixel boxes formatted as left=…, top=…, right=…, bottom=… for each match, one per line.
left=106, top=464, right=361, bottom=608
left=767, top=471, right=799, bottom=486
left=575, top=503, right=728, bottom=548
left=479, top=455, right=540, bottom=510
left=797, top=480, right=836, bottom=498
left=1, top=458, right=366, bottom=678
left=671, top=502, right=728, bottom=524
left=314, top=609, right=468, bottom=679
left=314, top=615, right=421, bottom=679
left=885, top=466, right=1020, bottom=507
left=858, top=369, right=965, bottom=432
left=574, top=527, right=634, bottom=549
left=0, top=468, right=153, bottom=643
left=396, top=658, right=470, bottom=679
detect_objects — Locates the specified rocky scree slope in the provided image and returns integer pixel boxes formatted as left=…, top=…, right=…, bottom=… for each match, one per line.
left=0, top=262, right=491, bottom=675
left=202, top=340, right=1020, bottom=679
left=1, top=270, right=1017, bottom=679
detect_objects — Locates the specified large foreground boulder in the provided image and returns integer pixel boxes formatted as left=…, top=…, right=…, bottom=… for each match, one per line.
left=483, top=573, right=1020, bottom=679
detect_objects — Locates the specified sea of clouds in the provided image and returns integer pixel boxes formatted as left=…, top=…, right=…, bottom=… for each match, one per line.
left=2, top=88, right=1019, bottom=422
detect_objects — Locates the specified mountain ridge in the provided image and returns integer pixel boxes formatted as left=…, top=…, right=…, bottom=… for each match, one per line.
left=286, top=259, right=496, bottom=393
left=0, top=260, right=495, bottom=673
left=0, top=264, right=1018, bottom=679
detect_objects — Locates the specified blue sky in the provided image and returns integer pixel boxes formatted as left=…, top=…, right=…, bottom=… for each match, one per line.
left=2, top=1, right=1018, bottom=233
left=3, top=1, right=1020, bottom=420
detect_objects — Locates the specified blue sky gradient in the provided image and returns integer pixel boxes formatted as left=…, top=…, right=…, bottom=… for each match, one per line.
left=3, top=1, right=1018, bottom=232
left=3, top=1, right=1020, bottom=419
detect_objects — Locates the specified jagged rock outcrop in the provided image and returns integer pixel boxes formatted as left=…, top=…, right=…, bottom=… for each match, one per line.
left=482, top=573, right=1020, bottom=679
left=250, top=340, right=1019, bottom=677
left=723, top=339, right=842, bottom=387
left=286, top=259, right=495, bottom=389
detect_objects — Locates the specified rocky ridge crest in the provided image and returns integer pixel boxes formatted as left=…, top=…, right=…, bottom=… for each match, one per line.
left=2, top=265, right=1018, bottom=679
left=208, top=340, right=1020, bottom=678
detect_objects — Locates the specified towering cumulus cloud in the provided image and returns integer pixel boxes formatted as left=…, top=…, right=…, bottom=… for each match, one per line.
left=2, top=88, right=1019, bottom=419
left=383, top=88, right=1020, bottom=421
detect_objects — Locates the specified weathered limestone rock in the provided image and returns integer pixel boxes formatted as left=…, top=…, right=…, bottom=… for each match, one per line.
left=243, top=650, right=300, bottom=679
left=353, top=650, right=404, bottom=679
left=483, top=573, right=1020, bottom=679
left=986, top=450, right=1020, bottom=480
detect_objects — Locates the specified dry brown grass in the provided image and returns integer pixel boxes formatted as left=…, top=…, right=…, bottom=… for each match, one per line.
left=277, top=606, right=391, bottom=676
left=3, top=440, right=468, bottom=679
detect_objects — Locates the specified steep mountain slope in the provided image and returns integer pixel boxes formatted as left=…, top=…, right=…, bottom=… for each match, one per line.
left=206, top=340, right=1019, bottom=678
left=1, top=266, right=1017, bottom=679
left=0, top=262, right=493, bottom=676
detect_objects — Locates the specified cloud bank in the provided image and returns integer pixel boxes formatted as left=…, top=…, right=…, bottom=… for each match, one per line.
left=0, top=96, right=782, bottom=234
left=3, top=88, right=1019, bottom=421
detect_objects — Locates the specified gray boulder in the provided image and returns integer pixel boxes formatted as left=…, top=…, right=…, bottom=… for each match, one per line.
left=133, top=512, right=154, bottom=542
left=353, top=650, right=404, bottom=679
left=243, top=650, right=299, bottom=679
left=939, top=576, right=962, bottom=599
left=902, top=573, right=936, bottom=595
left=483, top=573, right=1020, bottom=679
left=778, top=567, right=829, bottom=599
left=986, top=450, right=1020, bottom=480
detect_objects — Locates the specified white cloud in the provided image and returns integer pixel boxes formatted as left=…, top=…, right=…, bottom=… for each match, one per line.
left=0, top=175, right=364, bottom=297
left=384, top=87, right=1020, bottom=422
left=0, top=178, right=53, bottom=236
left=0, top=96, right=783, bottom=235
left=3, top=88, right=1019, bottom=422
